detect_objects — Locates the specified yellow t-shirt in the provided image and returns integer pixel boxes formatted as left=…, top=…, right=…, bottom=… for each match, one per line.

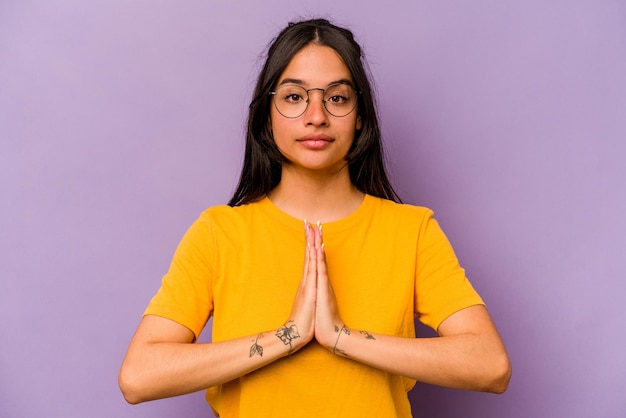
left=145, top=194, right=484, bottom=417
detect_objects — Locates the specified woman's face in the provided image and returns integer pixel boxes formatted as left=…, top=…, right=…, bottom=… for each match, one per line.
left=270, top=43, right=361, bottom=174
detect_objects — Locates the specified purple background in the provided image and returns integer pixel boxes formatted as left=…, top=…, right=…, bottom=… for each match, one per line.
left=1, top=1, right=625, bottom=417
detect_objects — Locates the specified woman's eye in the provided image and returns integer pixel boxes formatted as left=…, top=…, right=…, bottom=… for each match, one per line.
left=328, top=95, right=347, bottom=104
left=284, top=94, right=304, bottom=103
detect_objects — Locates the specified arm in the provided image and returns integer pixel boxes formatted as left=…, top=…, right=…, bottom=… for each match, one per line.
left=319, top=305, right=511, bottom=393
left=119, top=224, right=319, bottom=404
left=311, top=224, right=511, bottom=394
left=119, top=316, right=300, bottom=404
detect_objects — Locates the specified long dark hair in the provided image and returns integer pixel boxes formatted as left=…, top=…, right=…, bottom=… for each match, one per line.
left=228, top=18, right=400, bottom=206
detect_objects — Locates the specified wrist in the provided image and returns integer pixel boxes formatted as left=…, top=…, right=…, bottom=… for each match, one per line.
left=276, top=320, right=306, bottom=355
left=330, top=324, right=350, bottom=357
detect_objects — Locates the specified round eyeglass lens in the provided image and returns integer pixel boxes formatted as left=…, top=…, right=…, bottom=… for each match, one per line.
left=272, top=84, right=358, bottom=118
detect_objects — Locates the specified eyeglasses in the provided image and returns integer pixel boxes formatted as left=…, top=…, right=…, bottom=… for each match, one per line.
left=269, top=83, right=359, bottom=118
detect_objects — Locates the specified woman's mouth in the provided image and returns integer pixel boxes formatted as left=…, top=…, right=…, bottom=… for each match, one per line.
left=297, top=134, right=333, bottom=149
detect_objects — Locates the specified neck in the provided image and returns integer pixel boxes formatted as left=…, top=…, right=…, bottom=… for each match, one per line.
left=268, top=164, right=364, bottom=223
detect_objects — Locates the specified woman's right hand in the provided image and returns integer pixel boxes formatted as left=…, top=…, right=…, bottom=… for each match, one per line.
left=283, top=221, right=317, bottom=353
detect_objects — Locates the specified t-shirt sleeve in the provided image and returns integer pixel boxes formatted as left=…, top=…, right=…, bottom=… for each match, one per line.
left=143, top=213, right=215, bottom=340
left=414, top=211, right=484, bottom=331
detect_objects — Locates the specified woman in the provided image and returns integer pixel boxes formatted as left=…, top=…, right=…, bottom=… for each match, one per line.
left=119, top=18, right=511, bottom=417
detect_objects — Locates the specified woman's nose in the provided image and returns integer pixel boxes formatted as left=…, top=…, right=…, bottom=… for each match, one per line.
left=304, top=90, right=329, bottom=125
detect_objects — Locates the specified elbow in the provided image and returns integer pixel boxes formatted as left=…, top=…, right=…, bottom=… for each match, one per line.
left=118, top=364, right=149, bottom=405
left=483, top=353, right=512, bottom=394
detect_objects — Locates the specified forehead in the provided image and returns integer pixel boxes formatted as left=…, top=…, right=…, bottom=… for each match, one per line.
left=278, top=44, right=353, bottom=86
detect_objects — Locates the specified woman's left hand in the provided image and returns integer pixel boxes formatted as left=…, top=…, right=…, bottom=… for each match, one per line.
left=310, top=223, right=345, bottom=351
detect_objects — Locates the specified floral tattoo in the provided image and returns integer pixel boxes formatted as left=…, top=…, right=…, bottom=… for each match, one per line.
left=249, top=334, right=264, bottom=358
left=276, top=321, right=300, bottom=353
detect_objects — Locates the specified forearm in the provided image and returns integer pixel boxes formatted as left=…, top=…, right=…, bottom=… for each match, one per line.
left=330, top=326, right=510, bottom=393
left=119, top=326, right=299, bottom=404
left=120, top=223, right=319, bottom=405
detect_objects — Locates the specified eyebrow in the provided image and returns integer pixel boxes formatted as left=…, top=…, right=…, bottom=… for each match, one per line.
left=278, top=78, right=355, bottom=88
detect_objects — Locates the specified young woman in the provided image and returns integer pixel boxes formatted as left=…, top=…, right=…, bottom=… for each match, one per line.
left=119, top=18, right=511, bottom=417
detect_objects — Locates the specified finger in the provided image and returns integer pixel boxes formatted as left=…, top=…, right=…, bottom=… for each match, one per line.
left=304, top=218, right=312, bottom=249
left=316, top=251, right=329, bottom=300
left=317, top=245, right=327, bottom=276
left=314, top=220, right=323, bottom=250
left=314, top=223, right=328, bottom=288
left=303, top=220, right=317, bottom=284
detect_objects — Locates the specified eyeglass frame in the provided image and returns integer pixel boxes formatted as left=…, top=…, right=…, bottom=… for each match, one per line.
left=268, top=82, right=361, bottom=119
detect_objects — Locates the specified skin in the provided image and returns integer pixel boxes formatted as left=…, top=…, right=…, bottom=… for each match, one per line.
left=270, top=44, right=361, bottom=175
left=267, top=44, right=364, bottom=222
left=118, top=43, right=511, bottom=405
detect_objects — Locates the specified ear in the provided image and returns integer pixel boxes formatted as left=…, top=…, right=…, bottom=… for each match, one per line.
left=356, top=115, right=362, bottom=131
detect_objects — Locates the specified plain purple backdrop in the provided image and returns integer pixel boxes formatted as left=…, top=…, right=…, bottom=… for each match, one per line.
left=1, top=1, right=625, bottom=417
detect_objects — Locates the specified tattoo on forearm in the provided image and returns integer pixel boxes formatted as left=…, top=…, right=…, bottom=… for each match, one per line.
left=249, top=334, right=264, bottom=358
left=276, top=321, right=300, bottom=353
left=332, top=327, right=376, bottom=357
left=360, top=330, right=376, bottom=340
left=333, top=325, right=350, bottom=356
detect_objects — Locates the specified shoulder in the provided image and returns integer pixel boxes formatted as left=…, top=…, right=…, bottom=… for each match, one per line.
left=195, top=200, right=266, bottom=233
left=368, top=195, right=434, bottom=224
left=198, top=200, right=259, bottom=220
left=199, top=204, right=238, bottom=221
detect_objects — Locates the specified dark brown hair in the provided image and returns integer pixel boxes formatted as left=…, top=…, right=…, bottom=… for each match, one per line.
left=228, top=18, right=400, bottom=206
